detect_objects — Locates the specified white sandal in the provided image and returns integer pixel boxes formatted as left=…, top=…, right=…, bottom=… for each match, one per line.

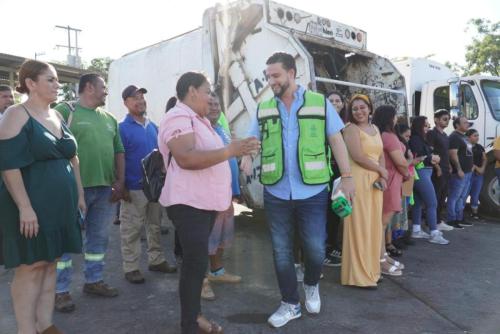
left=380, top=258, right=402, bottom=276
left=384, top=253, right=405, bottom=270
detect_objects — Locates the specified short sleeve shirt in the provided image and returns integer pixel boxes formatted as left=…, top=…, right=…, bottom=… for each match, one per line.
left=55, top=102, right=125, bottom=187
left=382, top=132, right=406, bottom=177
left=426, top=128, right=451, bottom=173
left=449, top=131, right=473, bottom=174
left=472, top=144, right=485, bottom=168
left=157, top=102, right=231, bottom=211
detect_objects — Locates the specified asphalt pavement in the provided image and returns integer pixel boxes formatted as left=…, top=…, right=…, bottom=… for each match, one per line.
left=1, top=205, right=499, bottom=334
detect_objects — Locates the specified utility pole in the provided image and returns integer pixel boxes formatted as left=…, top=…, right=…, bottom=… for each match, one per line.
left=55, top=25, right=82, bottom=67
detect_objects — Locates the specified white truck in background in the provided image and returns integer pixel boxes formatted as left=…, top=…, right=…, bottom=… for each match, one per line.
left=108, top=0, right=407, bottom=208
left=393, top=58, right=500, bottom=214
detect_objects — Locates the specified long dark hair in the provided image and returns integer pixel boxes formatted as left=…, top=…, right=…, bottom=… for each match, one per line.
left=165, top=71, right=208, bottom=112
left=372, top=105, right=397, bottom=134
left=395, top=123, right=411, bottom=158
left=327, top=91, right=347, bottom=122
left=411, top=116, right=427, bottom=139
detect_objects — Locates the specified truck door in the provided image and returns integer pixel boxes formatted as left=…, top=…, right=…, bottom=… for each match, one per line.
left=459, top=83, right=483, bottom=144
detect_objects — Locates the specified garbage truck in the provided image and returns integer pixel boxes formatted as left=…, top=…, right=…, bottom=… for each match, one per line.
left=393, top=57, right=500, bottom=214
left=107, top=0, right=408, bottom=208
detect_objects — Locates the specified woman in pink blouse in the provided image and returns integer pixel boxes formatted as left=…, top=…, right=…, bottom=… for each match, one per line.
left=158, top=72, right=259, bottom=334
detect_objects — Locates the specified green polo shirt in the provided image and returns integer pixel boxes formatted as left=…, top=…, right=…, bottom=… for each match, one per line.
left=55, top=102, right=125, bottom=188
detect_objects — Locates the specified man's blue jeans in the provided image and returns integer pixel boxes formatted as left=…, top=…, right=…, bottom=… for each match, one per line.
left=56, top=186, right=116, bottom=293
left=467, top=173, right=484, bottom=209
left=264, top=188, right=327, bottom=305
left=413, top=168, right=438, bottom=231
left=447, top=172, right=472, bottom=222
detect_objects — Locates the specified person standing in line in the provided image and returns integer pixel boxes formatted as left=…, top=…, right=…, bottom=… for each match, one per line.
left=0, top=60, right=84, bottom=334
left=465, top=129, right=486, bottom=219
left=372, top=105, right=409, bottom=261
left=241, top=52, right=355, bottom=327
left=447, top=116, right=473, bottom=228
left=323, top=91, right=347, bottom=267
left=54, top=73, right=125, bottom=313
left=200, top=93, right=243, bottom=301
left=409, top=116, right=450, bottom=245
left=426, top=109, right=454, bottom=231
left=118, top=85, right=177, bottom=285
left=341, top=94, right=390, bottom=285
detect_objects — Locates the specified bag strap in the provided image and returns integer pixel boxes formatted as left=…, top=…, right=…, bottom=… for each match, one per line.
left=61, top=101, right=77, bottom=127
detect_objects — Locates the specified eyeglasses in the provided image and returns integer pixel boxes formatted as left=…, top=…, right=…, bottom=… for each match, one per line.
left=424, top=124, right=431, bottom=128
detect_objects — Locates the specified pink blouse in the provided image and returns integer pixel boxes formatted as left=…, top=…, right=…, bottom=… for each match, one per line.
left=157, top=102, right=231, bottom=211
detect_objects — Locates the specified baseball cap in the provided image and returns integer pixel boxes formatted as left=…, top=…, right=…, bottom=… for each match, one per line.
left=122, top=85, right=147, bottom=100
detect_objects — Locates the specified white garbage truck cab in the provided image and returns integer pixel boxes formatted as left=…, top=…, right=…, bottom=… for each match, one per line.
left=394, top=58, right=500, bottom=213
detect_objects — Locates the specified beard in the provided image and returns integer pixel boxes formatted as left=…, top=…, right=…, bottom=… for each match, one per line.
left=272, top=80, right=290, bottom=98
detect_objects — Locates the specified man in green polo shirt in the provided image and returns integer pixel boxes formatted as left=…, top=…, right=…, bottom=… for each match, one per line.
left=54, top=74, right=125, bottom=313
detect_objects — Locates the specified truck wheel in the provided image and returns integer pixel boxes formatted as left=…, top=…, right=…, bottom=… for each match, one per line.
left=479, top=163, right=500, bottom=216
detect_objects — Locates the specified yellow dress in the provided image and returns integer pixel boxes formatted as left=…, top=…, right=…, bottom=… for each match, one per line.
left=341, top=124, right=383, bottom=287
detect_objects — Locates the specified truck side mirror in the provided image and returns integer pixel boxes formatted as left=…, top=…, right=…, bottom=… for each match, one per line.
left=449, top=80, right=459, bottom=109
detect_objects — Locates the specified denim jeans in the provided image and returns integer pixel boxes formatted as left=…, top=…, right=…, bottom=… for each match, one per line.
left=447, top=172, right=472, bottom=222
left=56, top=186, right=116, bottom=293
left=264, top=188, right=328, bottom=305
left=413, top=168, right=438, bottom=231
left=166, top=204, right=216, bottom=334
left=467, top=173, right=484, bottom=209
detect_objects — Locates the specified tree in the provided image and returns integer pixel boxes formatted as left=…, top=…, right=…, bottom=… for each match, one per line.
left=85, top=57, right=113, bottom=79
left=444, top=61, right=465, bottom=76
left=464, top=19, right=499, bottom=76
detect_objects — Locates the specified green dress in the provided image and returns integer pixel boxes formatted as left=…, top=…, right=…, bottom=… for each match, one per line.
left=0, top=109, right=82, bottom=268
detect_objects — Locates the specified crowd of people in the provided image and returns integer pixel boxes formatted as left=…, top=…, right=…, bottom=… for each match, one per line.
left=0, top=53, right=499, bottom=334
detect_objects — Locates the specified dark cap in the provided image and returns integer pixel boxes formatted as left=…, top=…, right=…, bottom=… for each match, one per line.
left=122, top=85, right=147, bottom=100
left=434, top=109, right=450, bottom=118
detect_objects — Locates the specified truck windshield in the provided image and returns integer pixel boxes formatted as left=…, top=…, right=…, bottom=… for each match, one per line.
left=481, top=80, right=500, bottom=121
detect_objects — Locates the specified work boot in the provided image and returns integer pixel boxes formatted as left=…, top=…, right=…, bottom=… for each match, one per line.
left=124, top=270, right=145, bottom=284
left=148, top=261, right=177, bottom=273
left=83, top=281, right=119, bottom=297
left=54, top=292, right=75, bottom=313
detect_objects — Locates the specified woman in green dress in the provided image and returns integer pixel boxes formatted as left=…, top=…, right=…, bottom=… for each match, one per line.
left=0, top=60, right=84, bottom=334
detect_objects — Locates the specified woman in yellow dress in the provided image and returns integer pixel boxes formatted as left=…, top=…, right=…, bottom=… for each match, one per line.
left=341, top=94, right=392, bottom=288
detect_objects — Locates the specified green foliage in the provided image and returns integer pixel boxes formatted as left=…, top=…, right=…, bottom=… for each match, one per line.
left=85, top=57, right=113, bottom=79
left=444, top=61, right=465, bottom=76
left=58, top=83, right=76, bottom=102
left=464, top=19, right=499, bottom=76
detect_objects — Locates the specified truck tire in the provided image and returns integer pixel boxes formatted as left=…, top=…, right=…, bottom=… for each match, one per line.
left=479, top=161, right=500, bottom=216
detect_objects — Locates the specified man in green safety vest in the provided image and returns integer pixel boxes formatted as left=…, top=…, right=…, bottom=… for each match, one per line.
left=241, top=52, right=355, bottom=328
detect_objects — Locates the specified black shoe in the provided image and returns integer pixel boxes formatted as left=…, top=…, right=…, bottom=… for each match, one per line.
left=323, top=254, right=341, bottom=267
left=392, top=238, right=408, bottom=250
left=402, top=231, right=416, bottom=245
left=459, top=219, right=473, bottom=227
left=448, top=221, right=464, bottom=229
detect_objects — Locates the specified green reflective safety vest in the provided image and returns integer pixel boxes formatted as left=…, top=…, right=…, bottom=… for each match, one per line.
left=257, top=90, right=331, bottom=185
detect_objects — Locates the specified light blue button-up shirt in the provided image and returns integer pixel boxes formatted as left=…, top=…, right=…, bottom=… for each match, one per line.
left=248, top=85, right=344, bottom=200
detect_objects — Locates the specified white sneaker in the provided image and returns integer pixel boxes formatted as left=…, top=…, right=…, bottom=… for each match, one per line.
left=295, top=264, right=304, bottom=283
left=411, top=230, right=430, bottom=239
left=437, top=222, right=454, bottom=231
left=303, top=283, right=321, bottom=314
left=268, top=301, right=301, bottom=328
left=429, top=231, right=450, bottom=245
